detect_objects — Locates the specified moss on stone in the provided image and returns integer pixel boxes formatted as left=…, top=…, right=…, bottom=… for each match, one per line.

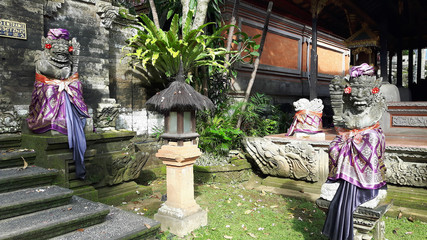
left=194, top=159, right=253, bottom=184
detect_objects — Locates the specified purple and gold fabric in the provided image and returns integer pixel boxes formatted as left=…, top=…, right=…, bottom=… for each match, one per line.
left=27, top=73, right=89, bottom=134
left=328, top=122, right=386, bottom=190
left=286, top=110, right=323, bottom=136
left=27, top=73, right=89, bottom=179
left=47, top=28, right=70, bottom=40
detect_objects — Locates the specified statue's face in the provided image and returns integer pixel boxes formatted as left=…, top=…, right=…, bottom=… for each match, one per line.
left=347, top=83, right=375, bottom=113
left=46, top=39, right=71, bottom=63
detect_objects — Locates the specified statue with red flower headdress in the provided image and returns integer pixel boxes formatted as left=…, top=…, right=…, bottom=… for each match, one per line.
left=320, top=63, right=388, bottom=240
left=27, top=29, right=89, bottom=179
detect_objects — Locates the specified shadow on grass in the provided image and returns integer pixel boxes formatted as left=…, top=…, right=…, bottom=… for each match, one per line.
left=276, top=179, right=328, bottom=240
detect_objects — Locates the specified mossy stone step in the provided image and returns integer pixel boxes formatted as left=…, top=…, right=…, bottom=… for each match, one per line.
left=0, top=196, right=110, bottom=240
left=50, top=206, right=160, bottom=240
left=0, top=150, right=36, bottom=169
left=0, top=185, right=73, bottom=220
left=0, top=166, right=58, bottom=193
left=97, top=181, right=152, bottom=206
left=260, top=176, right=427, bottom=221
left=0, top=134, right=21, bottom=150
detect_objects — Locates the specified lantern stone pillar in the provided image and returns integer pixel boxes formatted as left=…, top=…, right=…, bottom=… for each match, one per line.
left=154, top=141, right=207, bottom=237
left=146, top=63, right=213, bottom=237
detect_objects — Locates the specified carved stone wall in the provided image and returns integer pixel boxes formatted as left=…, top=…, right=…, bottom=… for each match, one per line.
left=380, top=102, right=427, bottom=136
left=243, top=137, right=329, bottom=182
left=0, top=97, right=21, bottom=133
left=244, top=136, right=427, bottom=188
left=0, top=0, right=163, bottom=134
left=384, top=146, right=427, bottom=187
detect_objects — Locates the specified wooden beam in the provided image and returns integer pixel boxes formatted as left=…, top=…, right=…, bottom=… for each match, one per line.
left=341, top=0, right=377, bottom=28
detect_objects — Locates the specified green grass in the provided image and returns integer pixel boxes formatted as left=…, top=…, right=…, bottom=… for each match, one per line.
left=120, top=180, right=426, bottom=239
left=156, top=183, right=328, bottom=240
left=384, top=216, right=427, bottom=240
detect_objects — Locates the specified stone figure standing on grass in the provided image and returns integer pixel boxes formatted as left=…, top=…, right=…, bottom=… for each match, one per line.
left=321, top=63, right=387, bottom=240
left=27, top=29, right=89, bottom=179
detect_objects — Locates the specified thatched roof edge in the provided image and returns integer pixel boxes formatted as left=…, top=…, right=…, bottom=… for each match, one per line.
left=146, top=81, right=214, bottom=113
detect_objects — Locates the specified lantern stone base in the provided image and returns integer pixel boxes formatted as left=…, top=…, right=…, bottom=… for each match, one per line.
left=154, top=204, right=207, bottom=237
left=154, top=142, right=207, bottom=237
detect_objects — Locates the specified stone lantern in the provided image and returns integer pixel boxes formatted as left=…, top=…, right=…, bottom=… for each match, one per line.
left=146, top=66, right=213, bottom=237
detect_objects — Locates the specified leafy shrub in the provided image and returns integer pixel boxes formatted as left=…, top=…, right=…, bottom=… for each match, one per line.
left=197, top=93, right=291, bottom=156
left=240, top=93, right=288, bottom=137
left=197, top=107, right=244, bottom=156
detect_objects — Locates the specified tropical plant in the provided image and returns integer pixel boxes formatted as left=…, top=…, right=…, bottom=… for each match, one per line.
left=198, top=115, right=244, bottom=156
left=124, top=11, right=232, bottom=79
left=197, top=100, right=244, bottom=156
left=238, top=93, right=283, bottom=137
left=196, top=94, right=291, bottom=156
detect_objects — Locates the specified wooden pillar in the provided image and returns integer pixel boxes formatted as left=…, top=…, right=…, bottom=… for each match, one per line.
left=388, top=52, right=393, bottom=83
left=309, top=15, right=318, bottom=100
left=380, top=16, right=388, bottom=81
left=397, top=49, right=402, bottom=87
left=417, top=48, right=422, bottom=84
left=408, top=49, right=414, bottom=88
left=308, top=0, right=327, bottom=100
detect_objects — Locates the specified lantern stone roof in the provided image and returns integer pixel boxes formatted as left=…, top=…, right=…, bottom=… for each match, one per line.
left=145, top=70, right=214, bottom=114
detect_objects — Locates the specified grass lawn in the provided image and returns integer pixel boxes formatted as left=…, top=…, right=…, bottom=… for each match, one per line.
left=118, top=178, right=426, bottom=239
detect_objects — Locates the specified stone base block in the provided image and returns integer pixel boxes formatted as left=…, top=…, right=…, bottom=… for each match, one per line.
left=294, top=132, right=325, bottom=141
left=154, top=205, right=207, bottom=237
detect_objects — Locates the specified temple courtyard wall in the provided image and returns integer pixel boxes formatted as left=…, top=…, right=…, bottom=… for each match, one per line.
left=223, top=0, right=350, bottom=106
left=0, top=0, right=163, bottom=136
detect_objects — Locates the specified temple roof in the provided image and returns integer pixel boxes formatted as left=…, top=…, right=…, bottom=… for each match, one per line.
left=245, top=0, right=427, bottom=52
left=344, top=24, right=379, bottom=49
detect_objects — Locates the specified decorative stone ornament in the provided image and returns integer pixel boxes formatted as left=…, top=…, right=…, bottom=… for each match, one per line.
left=146, top=63, right=212, bottom=237
left=286, top=98, right=325, bottom=140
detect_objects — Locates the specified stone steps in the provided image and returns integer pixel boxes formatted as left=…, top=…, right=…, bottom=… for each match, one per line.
left=0, top=196, right=110, bottom=240
left=51, top=206, right=160, bottom=240
left=0, top=139, right=160, bottom=239
left=0, top=185, right=73, bottom=220
left=0, top=149, right=36, bottom=169
left=0, top=166, right=58, bottom=193
left=0, top=134, right=21, bottom=150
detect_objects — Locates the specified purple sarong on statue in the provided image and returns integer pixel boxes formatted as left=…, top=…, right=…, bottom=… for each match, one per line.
left=328, top=123, right=387, bottom=189
left=322, top=122, right=387, bottom=240
left=27, top=73, right=89, bottom=179
left=322, top=180, right=383, bottom=240
left=27, top=73, right=89, bottom=134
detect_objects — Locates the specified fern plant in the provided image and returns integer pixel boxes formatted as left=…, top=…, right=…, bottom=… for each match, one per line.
left=124, top=12, right=232, bottom=78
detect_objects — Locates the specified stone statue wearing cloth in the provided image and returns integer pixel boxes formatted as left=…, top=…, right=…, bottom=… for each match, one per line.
left=321, top=63, right=387, bottom=240
left=27, top=28, right=89, bottom=179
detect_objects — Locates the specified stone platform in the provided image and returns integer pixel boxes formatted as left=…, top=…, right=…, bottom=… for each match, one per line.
left=20, top=130, right=151, bottom=205
left=316, top=198, right=392, bottom=240
left=244, top=128, right=427, bottom=221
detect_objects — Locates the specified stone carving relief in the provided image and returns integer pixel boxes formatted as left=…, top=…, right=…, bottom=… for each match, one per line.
left=392, top=116, right=427, bottom=127
left=44, top=0, right=64, bottom=17
left=96, top=1, right=119, bottom=29
left=94, top=98, right=120, bottom=130
left=293, top=98, right=324, bottom=112
left=243, top=137, right=327, bottom=182
left=107, top=149, right=148, bottom=185
left=0, top=97, right=21, bottom=133
left=74, top=0, right=96, bottom=4
left=385, top=153, right=427, bottom=187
